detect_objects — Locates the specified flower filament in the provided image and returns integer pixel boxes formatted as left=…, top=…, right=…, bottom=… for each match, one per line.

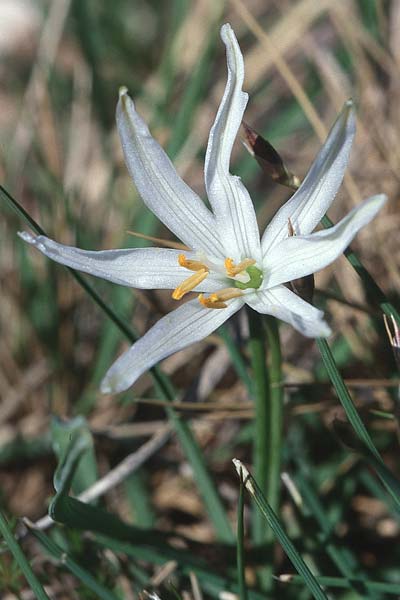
left=199, top=288, right=243, bottom=309
left=172, top=253, right=263, bottom=308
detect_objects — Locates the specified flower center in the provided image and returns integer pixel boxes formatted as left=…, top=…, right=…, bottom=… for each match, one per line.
left=233, top=265, right=263, bottom=290
left=171, top=254, right=263, bottom=309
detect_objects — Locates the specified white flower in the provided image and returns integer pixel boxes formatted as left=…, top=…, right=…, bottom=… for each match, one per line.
left=19, top=24, right=386, bottom=394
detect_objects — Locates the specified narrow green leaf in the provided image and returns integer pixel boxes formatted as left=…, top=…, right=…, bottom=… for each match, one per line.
left=317, top=338, right=400, bottom=513
left=237, top=476, right=248, bottom=600
left=277, top=574, right=400, bottom=595
left=0, top=511, right=50, bottom=600
left=233, top=460, right=329, bottom=600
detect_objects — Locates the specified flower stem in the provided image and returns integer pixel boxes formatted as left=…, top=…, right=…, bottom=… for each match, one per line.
left=264, top=315, right=283, bottom=516
left=247, top=310, right=283, bottom=589
left=247, top=308, right=270, bottom=544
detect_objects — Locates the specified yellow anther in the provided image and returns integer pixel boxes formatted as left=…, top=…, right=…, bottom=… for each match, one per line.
left=198, top=288, right=243, bottom=309
left=198, top=294, right=227, bottom=309
left=178, top=254, right=209, bottom=272
left=224, top=257, right=256, bottom=276
left=172, top=269, right=209, bottom=300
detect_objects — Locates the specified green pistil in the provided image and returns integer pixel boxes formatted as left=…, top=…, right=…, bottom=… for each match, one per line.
left=234, top=265, right=263, bottom=290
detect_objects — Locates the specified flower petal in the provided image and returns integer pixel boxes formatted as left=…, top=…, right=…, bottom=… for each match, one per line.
left=264, top=194, right=387, bottom=288
left=204, top=24, right=261, bottom=262
left=18, top=232, right=224, bottom=292
left=101, top=297, right=244, bottom=393
left=117, top=88, right=224, bottom=258
left=261, top=101, right=356, bottom=255
left=246, top=286, right=331, bottom=338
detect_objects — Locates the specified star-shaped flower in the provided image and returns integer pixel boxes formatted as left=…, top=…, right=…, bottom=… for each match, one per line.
left=19, top=24, right=386, bottom=393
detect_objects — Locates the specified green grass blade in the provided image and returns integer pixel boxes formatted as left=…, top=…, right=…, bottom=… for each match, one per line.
left=233, top=460, right=329, bottom=600
left=292, top=469, right=377, bottom=597
left=317, top=338, right=400, bottom=513
left=0, top=511, right=50, bottom=600
left=29, top=528, right=119, bottom=600
left=236, top=476, right=248, bottom=600
left=316, top=338, right=380, bottom=459
left=277, top=574, right=400, bottom=595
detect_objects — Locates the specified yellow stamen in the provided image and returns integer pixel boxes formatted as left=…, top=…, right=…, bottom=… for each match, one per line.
left=172, top=269, right=209, bottom=300
left=178, top=254, right=209, bottom=272
left=224, top=257, right=256, bottom=276
left=198, top=288, right=243, bottom=309
left=126, top=230, right=188, bottom=251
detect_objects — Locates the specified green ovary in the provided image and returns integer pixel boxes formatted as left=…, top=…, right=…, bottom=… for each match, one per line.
left=234, top=265, right=263, bottom=290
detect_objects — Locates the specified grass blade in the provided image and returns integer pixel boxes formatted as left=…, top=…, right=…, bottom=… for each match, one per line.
left=0, top=511, right=50, bottom=600
left=233, top=459, right=329, bottom=600
left=236, top=475, right=248, bottom=600
left=317, top=337, right=400, bottom=513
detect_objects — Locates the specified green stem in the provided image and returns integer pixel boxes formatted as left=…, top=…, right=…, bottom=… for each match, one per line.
left=263, top=316, right=283, bottom=515
left=247, top=310, right=284, bottom=592
left=237, top=476, right=248, bottom=600
left=247, top=308, right=270, bottom=544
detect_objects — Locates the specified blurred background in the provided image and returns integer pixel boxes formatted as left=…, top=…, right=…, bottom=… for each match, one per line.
left=1, top=0, right=400, bottom=597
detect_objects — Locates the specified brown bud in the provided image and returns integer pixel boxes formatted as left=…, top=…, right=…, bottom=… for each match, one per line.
left=242, top=122, right=300, bottom=190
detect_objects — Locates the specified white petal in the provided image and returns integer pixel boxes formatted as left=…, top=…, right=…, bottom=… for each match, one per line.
left=261, top=101, right=356, bottom=255
left=246, top=285, right=331, bottom=338
left=100, top=297, right=244, bottom=393
left=264, top=194, right=387, bottom=288
left=204, top=24, right=261, bottom=262
left=117, top=88, right=224, bottom=257
left=18, top=232, right=224, bottom=292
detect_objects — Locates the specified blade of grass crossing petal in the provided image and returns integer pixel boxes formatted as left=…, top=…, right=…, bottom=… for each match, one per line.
left=29, top=529, right=119, bottom=600
left=237, top=475, right=248, bottom=600
left=0, top=511, right=51, bottom=600
left=232, top=460, right=329, bottom=600
left=321, top=215, right=400, bottom=326
left=2, top=185, right=233, bottom=542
